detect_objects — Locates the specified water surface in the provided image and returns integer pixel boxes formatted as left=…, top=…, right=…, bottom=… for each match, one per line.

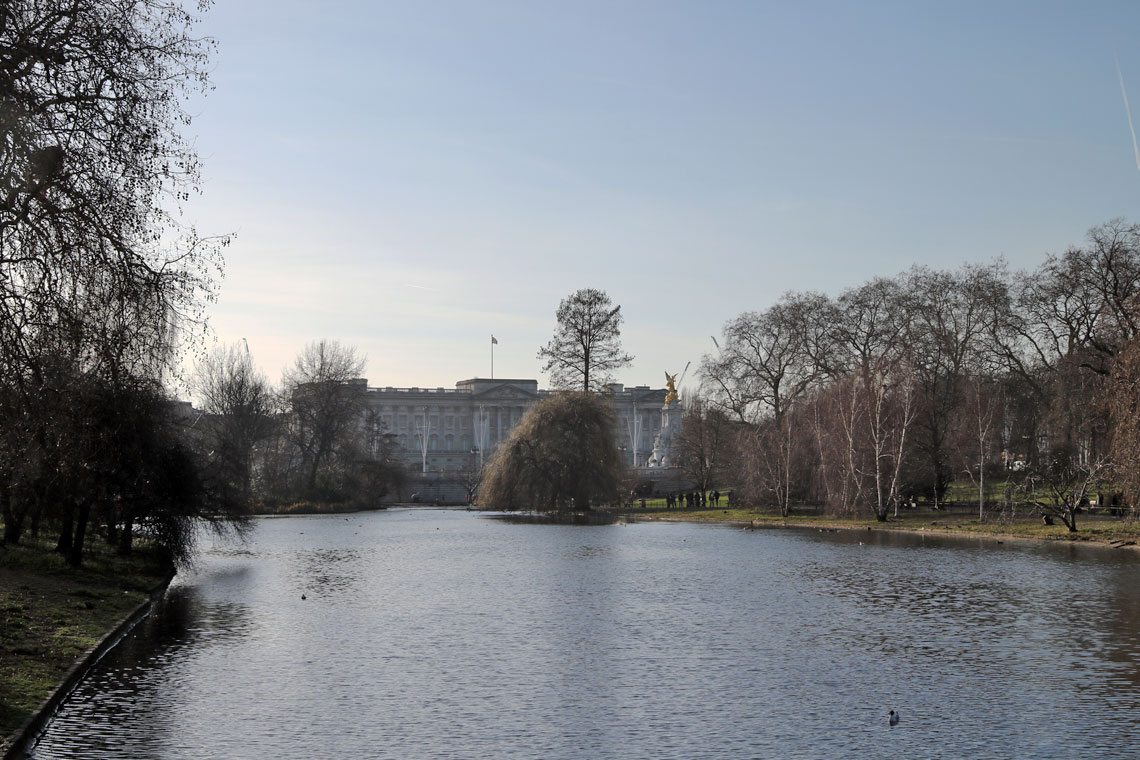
left=29, top=510, right=1140, bottom=759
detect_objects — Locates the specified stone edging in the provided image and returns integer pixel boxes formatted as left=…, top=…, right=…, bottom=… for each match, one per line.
left=1, top=570, right=176, bottom=760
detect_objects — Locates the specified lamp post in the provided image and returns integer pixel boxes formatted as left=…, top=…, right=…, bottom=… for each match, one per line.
left=626, top=402, right=641, bottom=468
left=473, top=404, right=488, bottom=471
left=415, top=405, right=430, bottom=473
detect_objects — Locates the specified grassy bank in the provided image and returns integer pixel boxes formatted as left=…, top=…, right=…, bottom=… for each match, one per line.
left=0, top=536, right=172, bottom=741
left=625, top=506, right=1140, bottom=547
left=254, top=501, right=392, bottom=516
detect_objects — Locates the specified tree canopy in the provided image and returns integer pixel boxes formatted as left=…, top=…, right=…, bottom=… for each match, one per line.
left=0, top=1, right=236, bottom=565
left=537, top=288, right=633, bottom=392
left=702, top=219, right=1140, bottom=527
left=282, top=339, right=368, bottom=496
left=477, top=392, right=623, bottom=512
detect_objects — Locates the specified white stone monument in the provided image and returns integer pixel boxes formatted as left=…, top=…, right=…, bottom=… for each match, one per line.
left=646, top=371, right=683, bottom=468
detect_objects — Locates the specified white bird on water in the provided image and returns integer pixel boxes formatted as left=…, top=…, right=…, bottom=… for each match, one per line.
left=888, top=710, right=900, bottom=726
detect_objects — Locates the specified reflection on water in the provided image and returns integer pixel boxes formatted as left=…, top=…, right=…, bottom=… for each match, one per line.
left=29, top=511, right=1140, bottom=760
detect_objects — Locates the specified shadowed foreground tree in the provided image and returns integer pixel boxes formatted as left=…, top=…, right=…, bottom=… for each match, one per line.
left=0, top=0, right=225, bottom=375
left=0, top=0, right=233, bottom=561
left=537, top=288, right=633, bottom=391
left=90, top=379, right=251, bottom=567
left=477, top=393, right=623, bottom=511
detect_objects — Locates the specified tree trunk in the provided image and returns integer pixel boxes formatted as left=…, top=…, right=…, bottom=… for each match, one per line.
left=118, top=515, right=135, bottom=555
left=56, top=501, right=75, bottom=555
left=68, top=501, right=91, bottom=567
left=29, top=499, right=42, bottom=540
left=105, top=511, right=119, bottom=546
left=1063, top=506, right=1078, bottom=532
left=978, top=452, right=985, bottom=521
left=782, top=420, right=792, bottom=519
left=1, top=484, right=24, bottom=545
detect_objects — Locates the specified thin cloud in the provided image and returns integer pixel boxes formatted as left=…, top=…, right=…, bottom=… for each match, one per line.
left=1115, top=50, right=1140, bottom=172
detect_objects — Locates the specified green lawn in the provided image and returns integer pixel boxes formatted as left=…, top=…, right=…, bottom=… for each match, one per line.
left=0, top=535, right=171, bottom=741
left=626, top=506, right=1140, bottom=544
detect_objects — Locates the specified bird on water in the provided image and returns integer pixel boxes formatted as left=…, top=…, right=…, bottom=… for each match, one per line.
left=888, top=710, right=900, bottom=726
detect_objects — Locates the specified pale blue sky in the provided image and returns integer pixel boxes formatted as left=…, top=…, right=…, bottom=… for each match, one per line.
left=183, top=1, right=1140, bottom=395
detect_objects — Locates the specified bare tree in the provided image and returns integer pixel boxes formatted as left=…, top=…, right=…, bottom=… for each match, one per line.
left=677, top=396, right=733, bottom=495
left=1110, top=336, right=1140, bottom=511
left=1004, top=220, right=1140, bottom=381
left=0, top=0, right=227, bottom=555
left=829, top=277, right=916, bottom=520
left=995, top=221, right=1140, bottom=522
left=802, top=377, right=863, bottom=514
left=86, top=377, right=250, bottom=567
left=680, top=219, right=1140, bottom=525
left=282, top=340, right=367, bottom=495
left=193, top=343, right=277, bottom=504
left=903, top=263, right=1008, bottom=507
left=0, top=0, right=224, bottom=371
left=953, top=374, right=1004, bottom=520
left=702, top=292, right=831, bottom=424
left=702, top=292, right=831, bottom=515
left=537, top=288, right=633, bottom=392
left=1018, top=445, right=1110, bottom=533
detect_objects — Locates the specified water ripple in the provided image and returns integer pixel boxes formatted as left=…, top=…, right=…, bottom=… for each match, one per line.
left=29, top=511, right=1140, bottom=760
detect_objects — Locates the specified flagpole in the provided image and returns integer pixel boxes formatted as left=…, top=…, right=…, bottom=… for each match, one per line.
left=491, top=334, right=495, bottom=379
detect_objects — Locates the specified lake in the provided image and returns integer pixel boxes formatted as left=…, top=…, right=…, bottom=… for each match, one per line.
left=27, top=509, right=1140, bottom=759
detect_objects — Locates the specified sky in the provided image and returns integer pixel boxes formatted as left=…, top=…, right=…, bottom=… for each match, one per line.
left=178, top=0, right=1140, bottom=399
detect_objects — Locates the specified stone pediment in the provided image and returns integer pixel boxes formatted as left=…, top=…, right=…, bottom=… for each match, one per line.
left=474, top=383, right=538, bottom=400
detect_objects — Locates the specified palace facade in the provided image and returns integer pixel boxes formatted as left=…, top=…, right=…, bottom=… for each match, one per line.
left=362, top=378, right=671, bottom=473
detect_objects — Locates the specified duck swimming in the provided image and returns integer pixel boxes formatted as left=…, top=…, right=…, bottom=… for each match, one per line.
left=888, top=710, right=900, bottom=726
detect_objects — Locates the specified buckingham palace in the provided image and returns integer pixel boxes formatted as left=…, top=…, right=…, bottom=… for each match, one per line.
left=361, top=377, right=673, bottom=474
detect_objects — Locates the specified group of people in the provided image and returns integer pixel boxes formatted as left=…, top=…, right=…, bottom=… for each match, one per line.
left=665, top=490, right=725, bottom=508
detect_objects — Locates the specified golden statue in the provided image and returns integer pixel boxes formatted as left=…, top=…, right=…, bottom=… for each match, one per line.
left=664, top=371, right=679, bottom=406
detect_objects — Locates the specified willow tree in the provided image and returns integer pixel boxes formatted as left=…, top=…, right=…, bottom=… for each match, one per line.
left=0, top=0, right=224, bottom=359
left=0, top=0, right=231, bottom=560
left=477, top=392, right=623, bottom=511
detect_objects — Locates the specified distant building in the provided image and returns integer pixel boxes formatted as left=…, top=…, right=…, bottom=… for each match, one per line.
left=361, top=378, right=671, bottom=474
